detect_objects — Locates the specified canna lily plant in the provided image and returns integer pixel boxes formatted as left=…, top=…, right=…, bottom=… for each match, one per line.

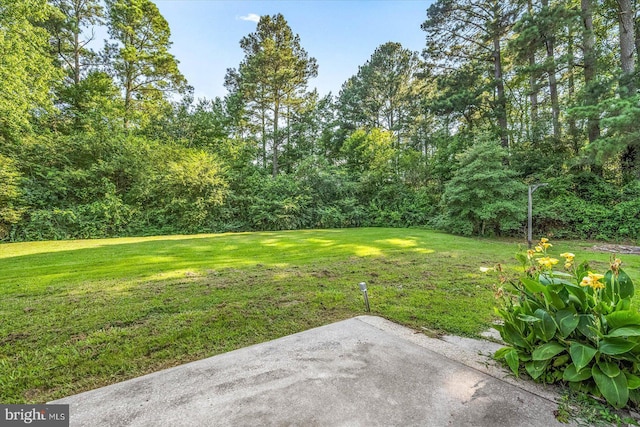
left=491, top=238, right=640, bottom=409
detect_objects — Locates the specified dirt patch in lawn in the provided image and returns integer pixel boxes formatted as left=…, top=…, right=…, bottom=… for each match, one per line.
left=591, top=244, right=640, bottom=255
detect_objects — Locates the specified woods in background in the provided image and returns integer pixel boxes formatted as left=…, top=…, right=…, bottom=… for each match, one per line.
left=1, top=0, right=639, bottom=241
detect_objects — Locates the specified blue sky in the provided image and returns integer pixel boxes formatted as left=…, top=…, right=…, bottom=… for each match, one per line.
left=151, top=0, right=434, bottom=100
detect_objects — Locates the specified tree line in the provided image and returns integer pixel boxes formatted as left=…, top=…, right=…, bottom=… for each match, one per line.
left=1, top=0, right=638, bottom=242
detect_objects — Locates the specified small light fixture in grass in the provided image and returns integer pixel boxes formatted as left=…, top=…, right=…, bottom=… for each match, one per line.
left=359, top=282, right=370, bottom=312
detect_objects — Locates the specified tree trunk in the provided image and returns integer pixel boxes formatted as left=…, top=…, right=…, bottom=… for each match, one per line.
left=618, top=0, right=637, bottom=180
left=581, top=0, right=600, bottom=145
left=272, top=100, right=279, bottom=177
left=567, top=25, right=579, bottom=154
left=261, top=106, right=267, bottom=169
left=618, top=0, right=635, bottom=92
left=542, top=0, right=560, bottom=139
left=527, top=0, right=539, bottom=143
left=493, top=34, right=509, bottom=148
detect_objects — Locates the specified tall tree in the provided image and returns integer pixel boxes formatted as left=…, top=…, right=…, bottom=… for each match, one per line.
left=225, top=14, right=318, bottom=176
left=337, top=42, right=423, bottom=149
left=47, top=0, right=108, bottom=131
left=422, top=0, right=518, bottom=148
left=104, top=0, right=186, bottom=128
left=0, top=0, right=61, bottom=141
left=581, top=0, right=600, bottom=145
left=48, top=0, right=103, bottom=86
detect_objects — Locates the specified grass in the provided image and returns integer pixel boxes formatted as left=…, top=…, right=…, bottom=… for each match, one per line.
left=1, top=227, right=639, bottom=404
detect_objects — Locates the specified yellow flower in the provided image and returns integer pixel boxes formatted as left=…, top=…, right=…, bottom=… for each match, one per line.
left=535, top=245, right=543, bottom=252
left=537, top=257, right=559, bottom=269
left=540, top=238, right=549, bottom=243
left=542, top=242, right=552, bottom=249
left=588, top=272, right=604, bottom=281
left=580, top=272, right=605, bottom=290
left=560, top=252, right=575, bottom=260
left=580, top=276, right=593, bottom=287
left=564, top=262, right=572, bottom=270
left=527, top=249, right=535, bottom=259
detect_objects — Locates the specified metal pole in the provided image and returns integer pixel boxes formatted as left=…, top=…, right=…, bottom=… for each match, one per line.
left=528, top=186, right=533, bottom=249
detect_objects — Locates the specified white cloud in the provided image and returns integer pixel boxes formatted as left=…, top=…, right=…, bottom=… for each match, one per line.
left=238, top=13, right=260, bottom=23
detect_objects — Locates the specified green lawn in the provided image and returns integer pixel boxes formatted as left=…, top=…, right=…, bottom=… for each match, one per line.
left=1, top=228, right=638, bottom=403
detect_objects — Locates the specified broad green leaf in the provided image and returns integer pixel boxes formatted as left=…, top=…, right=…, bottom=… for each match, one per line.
left=525, top=360, right=547, bottom=380
left=515, top=252, right=527, bottom=267
left=553, top=354, right=570, bottom=367
left=517, top=314, right=541, bottom=323
left=504, top=348, right=519, bottom=376
left=606, top=325, right=640, bottom=338
left=563, top=364, right=592, bottom=382
left=569, top=342, right=597, bottom=371
left=618, top=270, right=634, bottom=299
left=604, top=271, right=615, bottom=303
left=556, top=310, right=579, bottom=338
left=599, top=338, right=637, bottom=355
left=577, top=315, right=598, bottom=341
left=502, top=323, right=529, bottom=349
left=543, top=277, right=577, bottom=287
left=532, top=342, right=565, bottom=361
left=616, top=297, right=631, bottom=311
left=604, top=270, right=635, bottom=302
left=565, top=286, right=586, bottom=306
left=521, top=277, right=547, bottom=294
left=592, top=365, right=629, bottom=409
left=493, top=346, right=512, bottom=359
left=605, top=310, right=640, bottom=329
left=597, top=361, right=621, bottom=378
left=625, top=373, right=640, bottom=390
left=533, top=308, right=557, bottom=341
left=548, top=291, right=567, bottom=309
left=550, top=271, right=573, bottom=278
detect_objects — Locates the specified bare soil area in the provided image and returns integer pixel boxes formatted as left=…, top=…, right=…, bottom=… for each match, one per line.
left=591, top=244, right=640, bottom=255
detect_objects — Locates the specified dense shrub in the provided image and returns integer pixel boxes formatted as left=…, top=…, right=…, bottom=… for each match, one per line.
left=439, top=139, right=526, bottom=236
left=494, top=239, right=640, bottom=409
left=537, top=176, right=640, bottom=241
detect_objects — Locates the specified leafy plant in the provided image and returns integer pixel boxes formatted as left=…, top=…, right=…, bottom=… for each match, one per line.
left=438, top=138, right=526, bottom=236
left=493, top=239, right=640, bottom=409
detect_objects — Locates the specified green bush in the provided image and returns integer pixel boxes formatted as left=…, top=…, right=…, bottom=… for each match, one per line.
left=534, top=175, right=640, bottom=242
left=493, top=239, right=640, bottom=409
left=0, top=154, right=24, bottom=240
left=439, top=139, right=526, bottom=236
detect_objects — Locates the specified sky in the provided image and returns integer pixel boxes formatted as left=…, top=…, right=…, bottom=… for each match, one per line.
left=150, top=0, right=434, bottom=101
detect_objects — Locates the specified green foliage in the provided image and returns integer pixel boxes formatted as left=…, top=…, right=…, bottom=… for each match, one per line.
left=495, top=240, right=640, bottom=409
left=130, top=142, right=228, bottom=233
left=537, top=175, right=640, bottom=241
left=225, top=13, right=318, bottom=176
left=341, top=128, right=396, bottom=175
left=439, top=139, right=526, bottom=236
left=10, top=134, right=228, bottom=240
left=104, top=0, right=186, bottom=128
left=0, top=0, right=62, bottom=140
left=0, top=155, right=24, bottom=239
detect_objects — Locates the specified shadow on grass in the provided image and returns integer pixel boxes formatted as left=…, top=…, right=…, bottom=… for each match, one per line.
left=1, top=228, right=475, bottom=293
